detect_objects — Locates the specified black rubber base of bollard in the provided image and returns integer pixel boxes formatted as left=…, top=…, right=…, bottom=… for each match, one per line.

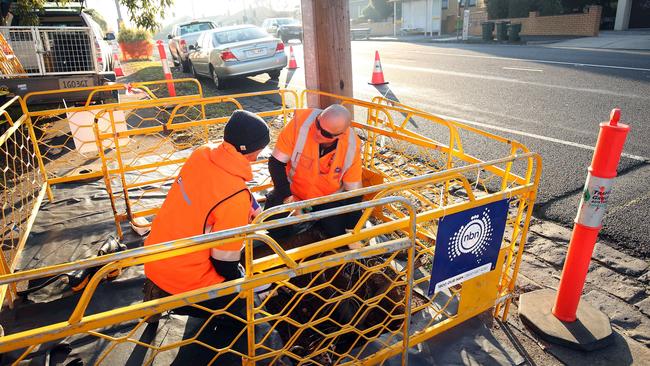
left=518, top=288, right=614, bottom=351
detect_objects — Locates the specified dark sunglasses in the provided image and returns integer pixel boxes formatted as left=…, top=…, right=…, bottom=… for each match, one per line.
left=315, top=117, right=343, bottom=139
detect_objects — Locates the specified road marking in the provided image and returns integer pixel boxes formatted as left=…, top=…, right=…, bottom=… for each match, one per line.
left=502, top=66, right=543, bottom=72
left=243, top=73, right=648, bottom=163
left=410, top=50, right=650, bottom=72
left=381, top=63, right=647, bottom=99
left=434, top=113, right=649, bottom=163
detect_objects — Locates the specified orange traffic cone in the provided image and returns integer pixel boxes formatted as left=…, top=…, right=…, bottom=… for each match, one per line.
left=113, top=51, right=124, bottom=77
left=288, top=46, right=298, bottom=69
left=369, top=50, right=388, bottom=85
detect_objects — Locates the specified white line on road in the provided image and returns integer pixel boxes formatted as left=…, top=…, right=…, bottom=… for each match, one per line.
left=410, top=50, right=650, bottom=73
left=381, top=63, right=647, bottom=99
left=435, top=113, right=649, bottom=162
left=502, top=66, right=543, bottom=72
left=248, top=73, right=648, bottom=163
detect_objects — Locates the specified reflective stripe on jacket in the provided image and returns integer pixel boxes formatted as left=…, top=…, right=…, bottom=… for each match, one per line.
left=144, top=142, right=252, bottom=294
left=286, top=108, right=360, bottom=200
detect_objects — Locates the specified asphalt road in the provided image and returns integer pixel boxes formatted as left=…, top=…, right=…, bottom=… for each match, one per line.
left=187, top=40, right=650, bottom=259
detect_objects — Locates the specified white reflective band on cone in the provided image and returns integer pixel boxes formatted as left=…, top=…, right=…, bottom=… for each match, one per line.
left=162, top=62, right=171, bottom=74
left=575, top=173, right=614, bottom=228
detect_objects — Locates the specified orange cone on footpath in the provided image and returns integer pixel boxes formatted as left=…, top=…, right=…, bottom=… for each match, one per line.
left=113, top=51, right=124, bottom=77
left=369, top=50, right=388, bottom=85
left=288, top=46, right=298, bottom=69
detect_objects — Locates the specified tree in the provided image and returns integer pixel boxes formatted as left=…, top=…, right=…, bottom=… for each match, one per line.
left=487, top=0, right=509, bottom=19
left=371, top=0, right=393, bottom=19
left=361, top=4, right=379, bottom=21
left=84, top=8, right=107, bottom=32
left=361, top=0, right=393, bottom=22
left=7, top=0, right=174, bottom=31
left=508, top=0, right=533, bottom=18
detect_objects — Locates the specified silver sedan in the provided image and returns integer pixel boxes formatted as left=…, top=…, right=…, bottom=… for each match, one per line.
left=187, top=25, right=288, bottom=89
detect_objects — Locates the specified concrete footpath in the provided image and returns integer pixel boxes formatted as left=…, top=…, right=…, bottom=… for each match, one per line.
left=406, top=219, right=650, bottom=366
left=506, top=220, right=649, bottom=365
left=543, top=30, right=650, bottom=51
left=364, top=30, right=650, bottom=52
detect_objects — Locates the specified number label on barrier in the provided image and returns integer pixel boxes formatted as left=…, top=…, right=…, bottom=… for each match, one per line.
left=576, top=174, right=613, bottom=228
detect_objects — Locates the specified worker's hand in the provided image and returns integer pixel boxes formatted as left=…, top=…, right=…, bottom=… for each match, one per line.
left=249, top=205, right=262, bottom=222
left=283, top=195, right=298, bottom=204
left=347, top=241, right=365, bottom=250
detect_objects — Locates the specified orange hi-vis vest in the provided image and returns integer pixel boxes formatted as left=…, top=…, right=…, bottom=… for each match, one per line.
left=284, top=108, right=361, bottom=200
left=144, top=143, right=251, bottom=295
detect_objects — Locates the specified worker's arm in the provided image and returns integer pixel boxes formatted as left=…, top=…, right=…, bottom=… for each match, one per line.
left=207, top=190, right=250, bottom=280
left=342, top=142, right=363, bottom=192
left=268, top=155, right=292, bottom=200
left=270, top=116, right=297, bottom=202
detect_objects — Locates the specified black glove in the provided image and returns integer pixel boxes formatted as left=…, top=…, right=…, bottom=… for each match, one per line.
left=211, top=258, right=243, bottom=281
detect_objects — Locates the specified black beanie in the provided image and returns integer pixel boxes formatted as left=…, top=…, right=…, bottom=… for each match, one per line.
left=223, top=110, right=270, bottom=154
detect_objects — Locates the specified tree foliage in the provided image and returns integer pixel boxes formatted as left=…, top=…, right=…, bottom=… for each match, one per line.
left=119, top=0, right=174, bottom=31
left=83, top=8, right=107, bottom=32
left=361, top=0, right=393, bottom=22
left=489, top=0, right=564, bottom=19
left=487, top=0, right=509, bottom=19
left=8, top=0, right=174, bottom=31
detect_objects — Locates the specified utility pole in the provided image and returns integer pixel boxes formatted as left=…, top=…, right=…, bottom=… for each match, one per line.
left=113, top=0, right=124, bottom=29
left=301, top=0, right=353, bottom=108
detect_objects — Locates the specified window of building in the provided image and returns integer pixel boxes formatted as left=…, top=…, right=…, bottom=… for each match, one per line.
left=442, top=0, right=448, bottom=9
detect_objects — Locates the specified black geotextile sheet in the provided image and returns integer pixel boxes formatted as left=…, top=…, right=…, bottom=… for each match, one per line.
left=0, top=174, right=524, bottom=366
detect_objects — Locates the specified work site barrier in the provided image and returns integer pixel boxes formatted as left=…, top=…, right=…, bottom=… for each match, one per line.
left=0, top=96, right=48, bottom=309
left=21, top=79, right=203, bottom=200
left=0, top=87, right=541, bottom=365
left=92, top=89, right=299, bottom=237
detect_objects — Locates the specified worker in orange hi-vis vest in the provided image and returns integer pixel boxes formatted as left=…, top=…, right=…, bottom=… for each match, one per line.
left=143, top=109, right=270, bottom=325
left=266, top=104, right=364, bottom=246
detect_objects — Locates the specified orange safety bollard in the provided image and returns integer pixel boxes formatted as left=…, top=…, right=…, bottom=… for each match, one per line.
left=287, top=45, right=298, bottom=69
left=156, top=40, right=176, bottom=97
left=369, top=50, right=388, bottom=86
left=553, top=108, right=630, bottom=321
left=113, top=51, right=124, bottom=77
left=518, top=108, right=629, bottom=351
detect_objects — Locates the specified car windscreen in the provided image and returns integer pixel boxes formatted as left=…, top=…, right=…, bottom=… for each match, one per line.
left=180, top=22, right=214, bottom=35
left=276, top=19, right=298, bottom=25
left=213, top=27, right=268, bottom=44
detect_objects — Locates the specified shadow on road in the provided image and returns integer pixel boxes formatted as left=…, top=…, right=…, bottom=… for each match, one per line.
left=372, top=84, right=419, bottom=129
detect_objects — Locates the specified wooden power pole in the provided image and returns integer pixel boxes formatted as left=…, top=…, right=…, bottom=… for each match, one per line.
left=300, top=0, right=353, bottom=108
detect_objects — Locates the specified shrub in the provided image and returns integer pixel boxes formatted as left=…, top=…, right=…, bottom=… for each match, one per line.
left=488, top=0, right=509, bottom=19
left=117, top=27, right=152, bottom=43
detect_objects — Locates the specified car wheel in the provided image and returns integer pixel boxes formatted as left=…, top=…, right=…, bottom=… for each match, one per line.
left=210, top=66, right=226, bottom=90
left=268, top=70, right=281, bottom=80
left=181, top=58, right=190, bottom=73
left=190, top=62, right=199, bottom=79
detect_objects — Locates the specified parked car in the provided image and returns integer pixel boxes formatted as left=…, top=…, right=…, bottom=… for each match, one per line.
left=187, top=25, right=287, bottom=89
left=261, top=18, right=303, bottom=43
left=168, top=21, right=217, bottom=73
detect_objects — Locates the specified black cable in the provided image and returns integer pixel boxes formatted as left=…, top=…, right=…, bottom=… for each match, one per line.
left=16, top=273, right=67, bottom=296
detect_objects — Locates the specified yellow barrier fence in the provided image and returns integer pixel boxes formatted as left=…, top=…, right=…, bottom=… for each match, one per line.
left=0, top=88, right=541, bottom=365
left=21, top=79, right=204, bottom=200
left=0, top=96, right=47, bottom=310
left=92, top=89, right=300, bottom=237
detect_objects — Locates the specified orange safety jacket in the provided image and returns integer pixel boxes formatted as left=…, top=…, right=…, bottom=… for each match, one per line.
left=144, top=142, right=252, bottom=295
left=279, top=108, right=361, bottom=200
